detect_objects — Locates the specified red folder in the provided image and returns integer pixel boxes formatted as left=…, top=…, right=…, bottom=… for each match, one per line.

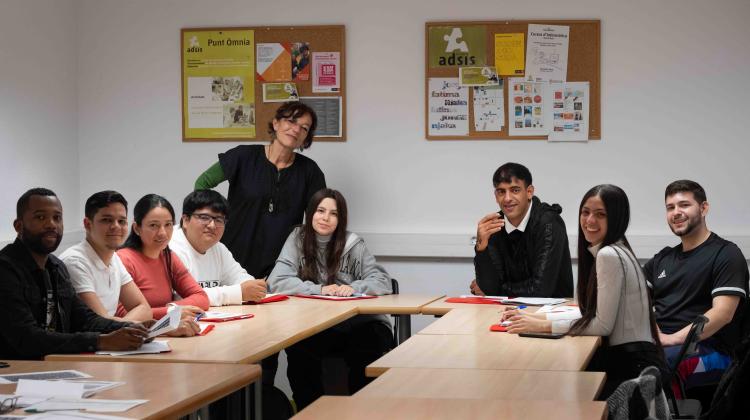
left=244, top=294, right=289, bottom=305
left=489, top=324, right=508, bottom=332
left=445, top=297, right=504, bottom=305
left=199, top=313, right=255, bottom=322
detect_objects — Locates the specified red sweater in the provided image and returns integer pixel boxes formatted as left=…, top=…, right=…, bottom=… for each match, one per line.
left=117, top=248, right=209, bottom=318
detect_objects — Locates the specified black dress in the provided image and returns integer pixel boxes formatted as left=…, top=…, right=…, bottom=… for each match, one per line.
left=219, top=145, right=326, bottom=278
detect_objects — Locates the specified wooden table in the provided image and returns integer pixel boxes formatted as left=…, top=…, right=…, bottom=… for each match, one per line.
left=420, top=297, right=511, bottom=316
left=366, top=333, right=600, bottom=377
left=355, top=368, right=605, bottom=401
left=293, top=396, right=608, bottom=420
left=46, top=303, right=356, bottom=364
left=418, top=306, right=509, bottom=335
left=0, top=360, right=259, bottom=419
left=268, top=294, right=444, bottom=343
left=272, top=294, right=444, bottom=314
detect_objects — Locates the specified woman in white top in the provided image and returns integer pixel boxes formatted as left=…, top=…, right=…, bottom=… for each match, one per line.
left=503, top=184, right=667, bottom=398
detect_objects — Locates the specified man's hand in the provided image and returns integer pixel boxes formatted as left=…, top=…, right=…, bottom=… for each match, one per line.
left=97, top=326, right=149, bottom=351
left=321, top=284, right=339, bottom=295
left=475, top=212, right=504, bottom=252
left=470, top=279, right=485, bottom=296
left=241, top=279, right=267, bottom=302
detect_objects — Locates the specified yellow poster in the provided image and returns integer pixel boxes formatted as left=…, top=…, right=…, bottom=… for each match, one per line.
left=494, top=33, right=525, bottom=76
left=182, top=29, right=255, bottom=140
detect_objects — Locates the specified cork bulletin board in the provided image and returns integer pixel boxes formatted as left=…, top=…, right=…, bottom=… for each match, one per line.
left=425, top=20, right=600, bottom=140
left=182, top=25, right=346, bottom=142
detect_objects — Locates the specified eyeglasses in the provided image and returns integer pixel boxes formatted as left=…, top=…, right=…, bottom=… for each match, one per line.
left=191, top=213, right=227, bottom=227
left=0, top=396, right=18, bottom=414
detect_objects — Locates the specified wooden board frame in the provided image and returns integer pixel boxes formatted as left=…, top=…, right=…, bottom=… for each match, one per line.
left=425, top=20, right=600, bottom=140
left=182, top=25, right=346, bottom=142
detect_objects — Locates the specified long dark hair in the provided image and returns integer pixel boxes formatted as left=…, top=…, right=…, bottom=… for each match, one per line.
left=122, top=194, right=177, bottom=288
left=299, top=189, right=348, bottom=284
left=570, top=185, right=661, bottom=348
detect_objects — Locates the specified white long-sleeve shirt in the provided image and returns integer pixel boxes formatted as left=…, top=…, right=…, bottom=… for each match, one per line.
left=170, top=228, right=253, bottom=306
left=551, top=242, right=654, bottom=346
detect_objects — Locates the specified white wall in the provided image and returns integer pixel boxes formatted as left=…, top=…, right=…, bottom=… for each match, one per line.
left=73, top=0, right=750, bottom=244
left=0, top=0, right=79, bottom=240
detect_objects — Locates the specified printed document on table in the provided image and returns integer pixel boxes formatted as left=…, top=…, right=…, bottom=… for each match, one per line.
left=148, top=305, right=180, bottom=338
left=0, top=394, right=48, bottom=408
left=0, top=370, right=91, bottom=384
left=525, top=24, right=569, bottom=82
left=24, top=398, right=148, bottom=413
left=22, top=413, right=133, bottom=420
left=96, top=340, right=170, bottom=356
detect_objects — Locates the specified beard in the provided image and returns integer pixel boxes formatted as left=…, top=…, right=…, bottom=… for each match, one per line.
left=669, top=212, right=702, bottom=237
left=22, top=228, right=63, bottom=255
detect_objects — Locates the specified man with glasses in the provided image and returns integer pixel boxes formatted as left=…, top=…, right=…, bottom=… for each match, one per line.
left=170, top=190, right=267, bottom=305
left=471, top=162, right=573, bottom=298
left=61, top=191, right=152, bottom=321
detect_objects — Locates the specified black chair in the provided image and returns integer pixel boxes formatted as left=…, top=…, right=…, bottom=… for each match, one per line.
left=666, top=315, right=708, bottom=419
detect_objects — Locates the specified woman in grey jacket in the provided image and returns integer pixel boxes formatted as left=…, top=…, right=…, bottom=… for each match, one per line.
left=503, top=185, right=668, bottom=399
left=268, top=188, right=393, bottom=409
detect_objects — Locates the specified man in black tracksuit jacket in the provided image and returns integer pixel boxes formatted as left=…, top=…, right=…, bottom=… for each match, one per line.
left=471, top=163, right=573, bottom=298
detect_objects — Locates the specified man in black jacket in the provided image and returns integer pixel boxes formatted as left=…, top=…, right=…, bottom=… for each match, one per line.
left=0, top=188, right=151, bottom=360
left=470, top=163, right=573, bottom=298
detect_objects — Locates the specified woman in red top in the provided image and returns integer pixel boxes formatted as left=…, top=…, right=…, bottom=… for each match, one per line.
left=118, top=194, right=209, bottom=336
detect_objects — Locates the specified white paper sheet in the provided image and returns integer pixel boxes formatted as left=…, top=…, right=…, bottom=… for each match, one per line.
left=24, top=398, right=148, bottom=413
left=473, top=84, right=504, bottom=132
left=547, top=81, right=589, bottom=142
left=0, top=394, right=48, bottom=408
left=525, top=24, right=569, bottom=82
left=16, top=380, right=84, bottom=399
left=428, top=77, right=469, bottom=136
left=501, top=297, right=568, bottom=306
left=148, top=305, right=180, bottom=338
left=24, top=412, right=132, bottom=420
left=508, top=77, right=550, bottom=136
left=95, top=340, right=170, bottom=356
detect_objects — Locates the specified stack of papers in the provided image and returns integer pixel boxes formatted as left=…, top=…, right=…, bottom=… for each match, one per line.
left=96, top=340, right=170, bottom=356
left=0, top=370, right=91, bottom=384
left=458, top=295, right=568, bottom=306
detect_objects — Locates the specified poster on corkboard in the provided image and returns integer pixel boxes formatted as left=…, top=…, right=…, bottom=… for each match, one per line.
left=182, top=25, right=346, bottom=142
left=425, top=20, right=600, bottom=141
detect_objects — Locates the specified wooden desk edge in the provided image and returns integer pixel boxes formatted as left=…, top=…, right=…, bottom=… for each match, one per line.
left=141, top=364, right=261, bottom=419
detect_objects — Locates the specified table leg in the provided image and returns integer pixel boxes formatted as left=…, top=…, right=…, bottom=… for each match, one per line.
left=397, top=314, right=411, bottom=344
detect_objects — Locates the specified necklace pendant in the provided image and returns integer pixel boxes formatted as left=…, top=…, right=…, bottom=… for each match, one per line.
left=268, top=201, right=274, bottom=213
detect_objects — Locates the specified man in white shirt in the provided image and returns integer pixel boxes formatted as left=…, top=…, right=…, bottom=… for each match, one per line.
left=61, top=191, right=152, bottom=321
left=171, top=190, right=266, bottom=306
